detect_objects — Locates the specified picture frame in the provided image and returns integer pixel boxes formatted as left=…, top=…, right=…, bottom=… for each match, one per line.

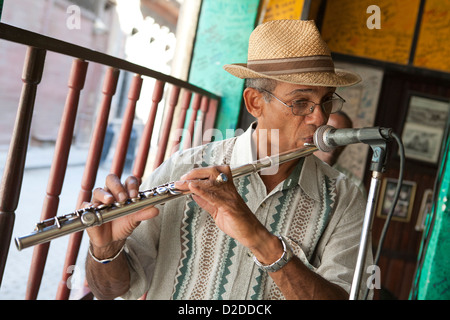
left=377, top=178, right=417, bottom=223
left=415, top=189, right=433, bottom=231
left=401, top=94, right=450, bottom=164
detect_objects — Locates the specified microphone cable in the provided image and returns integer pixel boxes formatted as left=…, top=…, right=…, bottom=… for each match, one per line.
left=363, top=131, right=405, bottom=300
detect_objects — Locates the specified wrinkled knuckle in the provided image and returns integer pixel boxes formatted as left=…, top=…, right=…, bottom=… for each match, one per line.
left=92, top=187, right=103, bottom=198
left=105, top=173, right=119, bottom=185
left=125, top=175, right=139, bottom=185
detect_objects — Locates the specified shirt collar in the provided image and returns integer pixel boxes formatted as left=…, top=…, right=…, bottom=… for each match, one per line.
left=230, top=122, right=257, bottom=168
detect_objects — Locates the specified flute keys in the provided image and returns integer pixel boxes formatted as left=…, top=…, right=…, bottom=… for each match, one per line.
left=156, top=186, right=168, bottom=195
left=168, top=183, right=182, bottom=195
left=81, top=211, right=97, bottom=227
left=142, top=190, right=154, bottom=198
left=55, top=216, right=62, bottom=229
left=34, top=222, right=46, bottom=231
left=114, top=201, right=126, bottom=207
left=97, top=204, right=108, bottom=210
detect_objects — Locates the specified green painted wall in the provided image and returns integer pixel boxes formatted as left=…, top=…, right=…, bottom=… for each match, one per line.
left=188, top=0, right=260, bottom=138
left=413, top=136, right=450, bottom=299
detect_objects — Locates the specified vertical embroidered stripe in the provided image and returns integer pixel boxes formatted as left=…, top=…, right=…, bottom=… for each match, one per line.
left=216, top=238, right=237, bottom=299
left=306, top=176, right=335, bottom=259
left=269, top=189, right=291, bottom=234
left=250, top=269, right=267, bottom=300
left=172, top=200, right=201, bottom=299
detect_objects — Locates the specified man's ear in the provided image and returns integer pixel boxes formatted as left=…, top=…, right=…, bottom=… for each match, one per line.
left=243, top=87, right=264, bottom=118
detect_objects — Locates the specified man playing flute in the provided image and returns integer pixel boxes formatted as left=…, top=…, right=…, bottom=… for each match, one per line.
left=85, top=19, right=372, bottom=300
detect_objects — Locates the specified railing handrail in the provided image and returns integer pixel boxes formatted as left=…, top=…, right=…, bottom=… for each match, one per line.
left=0, top=22, right=219, bottom=99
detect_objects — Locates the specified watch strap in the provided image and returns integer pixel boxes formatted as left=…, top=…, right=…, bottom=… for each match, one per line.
left=253, top=235, right=293, bottom=273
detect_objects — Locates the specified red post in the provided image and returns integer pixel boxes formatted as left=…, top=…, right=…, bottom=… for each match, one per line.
left=193, top=96, right=210, bottom=148
left=55, top=67, right=120, bottom=300
left=152, top=85, right=181, bottom=170
left=110, top=74, right=143, bottom=178
left=26, top=58, right=89, bottom=300
left=132, top=80, right=165, bottom=182
left=183, top=93, right=202, bottom=151
left=170, top=89, right=192, bottom=155
left=202, top=98, right=219, bottom=144
left=0, top=47, right=46, bottom=287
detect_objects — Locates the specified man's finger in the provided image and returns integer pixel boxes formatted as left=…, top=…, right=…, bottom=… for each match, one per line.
left=180, top=167, right=217, bottom=181
left=105, top=173, right=128, bottom=203
left=92, top=187, right=115, bottom=204
left=125, top=176, right=140, bottom=199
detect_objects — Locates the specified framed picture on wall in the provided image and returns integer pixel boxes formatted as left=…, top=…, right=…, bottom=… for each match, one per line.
left=377, top=178, right=417, bottom=223
left=415, top=189, right=433, bottom=231
left=401, top=94, right=450, bottom=164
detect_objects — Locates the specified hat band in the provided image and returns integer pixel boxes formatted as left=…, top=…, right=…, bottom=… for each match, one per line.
left=247, top=55, right=335, bottom=75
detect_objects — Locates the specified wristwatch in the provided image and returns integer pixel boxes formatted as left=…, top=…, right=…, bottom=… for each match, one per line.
left=253, top=235, right=293, bottom=273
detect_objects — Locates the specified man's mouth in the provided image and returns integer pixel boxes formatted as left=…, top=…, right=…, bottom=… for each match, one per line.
left=304, top=136, right=314, bottom=144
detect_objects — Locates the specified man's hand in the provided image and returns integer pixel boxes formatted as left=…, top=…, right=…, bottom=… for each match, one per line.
left=174, top=166, right=274, bottom=253
left=86, top=174, right=159, bottom=251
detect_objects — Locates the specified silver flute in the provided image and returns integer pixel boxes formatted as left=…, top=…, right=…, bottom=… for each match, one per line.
left=15, top=145, right=318, bottom=250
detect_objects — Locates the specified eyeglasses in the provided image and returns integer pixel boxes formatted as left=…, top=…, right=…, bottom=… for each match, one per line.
left=260, top=89, right=345, bottom=116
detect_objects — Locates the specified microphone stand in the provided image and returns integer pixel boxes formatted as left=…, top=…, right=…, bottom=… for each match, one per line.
left=349, top=141, right=387, bottom=300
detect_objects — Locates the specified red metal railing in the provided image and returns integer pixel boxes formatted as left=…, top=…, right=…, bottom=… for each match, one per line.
left=0, top=22, right=220, bottom=299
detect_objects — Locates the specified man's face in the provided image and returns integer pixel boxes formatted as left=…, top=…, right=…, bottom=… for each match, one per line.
left=256, top=81, right=334, bottom=153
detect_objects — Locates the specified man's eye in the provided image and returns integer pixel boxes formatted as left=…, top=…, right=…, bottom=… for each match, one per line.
left=292, top=100, right=309, bottom=106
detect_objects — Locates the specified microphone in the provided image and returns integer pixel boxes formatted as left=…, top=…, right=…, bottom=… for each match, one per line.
left=313, top=125, right=393, bottom=152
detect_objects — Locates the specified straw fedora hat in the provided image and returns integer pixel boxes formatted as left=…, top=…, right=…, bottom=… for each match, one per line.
left=223, top=20, right=361, bottom=87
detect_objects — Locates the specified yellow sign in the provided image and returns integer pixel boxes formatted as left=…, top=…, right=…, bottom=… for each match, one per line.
left=414, top=0, right=450, bottom=72
left=263, top=0, right=305, bottom=22
left=321, top=0, right=421, bottom=65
